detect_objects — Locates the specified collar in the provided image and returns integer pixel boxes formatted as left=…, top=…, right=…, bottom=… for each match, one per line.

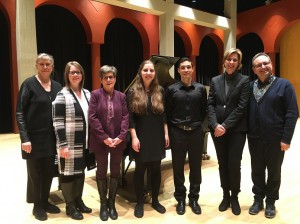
left=100, top=88, right=114, bottom=98
left=224, top=71, right=237, bottom=81
left=179, top=81, right=195, bottom=90
left=257, top=74, right=275, bottom=89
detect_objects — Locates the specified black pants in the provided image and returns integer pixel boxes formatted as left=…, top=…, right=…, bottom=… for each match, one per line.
left=211, top=132, right=246, bottom=195
left=60, top=173, right=84, bottom=183
left=60, top=173, right=85, bottom=205
left=170, top=126, right=204, bottom=202
left=248, top=137, right=284, bottom=205
left=134, top=155, right=161, bottom=204
left=26, top=156, right=56, bottom=206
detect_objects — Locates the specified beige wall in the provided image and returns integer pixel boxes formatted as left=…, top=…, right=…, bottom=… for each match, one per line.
left=280, top=21, right=300, bottom=112
left=16, top=0, right=37, bottom=87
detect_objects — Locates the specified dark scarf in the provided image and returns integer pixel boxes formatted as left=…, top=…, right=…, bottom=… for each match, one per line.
left=257, top=74, right=273, bottom=89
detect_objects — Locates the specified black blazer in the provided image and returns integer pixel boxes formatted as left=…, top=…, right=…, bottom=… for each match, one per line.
left=207, top=72, right=250, bottom=133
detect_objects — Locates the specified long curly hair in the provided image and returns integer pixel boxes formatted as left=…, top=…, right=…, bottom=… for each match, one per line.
left=129, top=60, right=164, bottom=115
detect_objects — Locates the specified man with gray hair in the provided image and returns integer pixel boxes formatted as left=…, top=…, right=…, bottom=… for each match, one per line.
left=247, top=52, right=298, bottom=219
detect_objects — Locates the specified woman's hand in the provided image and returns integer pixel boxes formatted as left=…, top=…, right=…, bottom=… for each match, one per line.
left=104, top=137, right=122, bottom=148
left=164, top=124, right=169, bottom=148
left=165, top=134, right=170, bottom=148
left=104, top=138, right=114, bottom=147
left=214, top=124, right=226, bottom=137
left=280, top=142, right=290, bottom=151
left=111, top=138, right=122, bottom=148
left=131, top=137, right=140, bottom=152
left=21, top=142, right=32, bottom=153
left=59, top=147, right=70, bottom=158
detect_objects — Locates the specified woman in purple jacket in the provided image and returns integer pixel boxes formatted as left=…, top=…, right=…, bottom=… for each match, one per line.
left=89, top=65, right=129, bottom=221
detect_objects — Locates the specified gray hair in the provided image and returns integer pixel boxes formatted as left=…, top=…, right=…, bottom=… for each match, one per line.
left=35, top=53, right=54, bottom=66
left=252, top=52, right=271, bottom=65
left=99, top=65, right=117, bottom=78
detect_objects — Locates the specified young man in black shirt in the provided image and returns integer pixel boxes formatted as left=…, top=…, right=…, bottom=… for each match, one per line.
left=165, top=57, right=207, bottom=215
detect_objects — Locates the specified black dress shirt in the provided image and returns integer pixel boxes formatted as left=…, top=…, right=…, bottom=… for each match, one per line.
left=165, top=81, right=207, bottom=128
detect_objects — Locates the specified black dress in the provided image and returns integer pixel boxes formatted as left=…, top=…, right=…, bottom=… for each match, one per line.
left=128, top=91, right=166, bottom=162
left=16, top=76, right=62, bottom=159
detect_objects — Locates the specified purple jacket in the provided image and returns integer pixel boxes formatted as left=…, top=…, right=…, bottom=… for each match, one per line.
left=88, top=88, right=129, bottom=151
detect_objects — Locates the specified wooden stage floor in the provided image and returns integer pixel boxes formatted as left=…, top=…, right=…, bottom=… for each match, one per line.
left=1, top=120, right=299, bottom=224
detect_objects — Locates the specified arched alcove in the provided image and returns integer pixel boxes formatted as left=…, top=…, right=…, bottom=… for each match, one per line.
left=36, top=5, right=91, bottom=89
left=237, top=33, right=264, bottom=81
left=0, top=9, right=12, bottom=133
left=197, top=36, right=219, bottom=86
left=101, top=18, right=143, bottom=92
left=174, top=31, right=186, bottom=81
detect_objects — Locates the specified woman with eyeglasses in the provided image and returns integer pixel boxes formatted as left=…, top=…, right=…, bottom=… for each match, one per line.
left=16, top=53, right=62, bottom=221
left=207, top=48, right=250, bottom=215
left=89, top=65, right=129, bottom=221
left=52, top=61, right=92, bottom=220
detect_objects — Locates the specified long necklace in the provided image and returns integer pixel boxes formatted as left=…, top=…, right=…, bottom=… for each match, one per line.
left=36, top=75, right=51, bottom=91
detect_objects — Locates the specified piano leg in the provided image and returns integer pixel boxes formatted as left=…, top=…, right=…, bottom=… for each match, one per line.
left=202, top=132, right=210, bottom=160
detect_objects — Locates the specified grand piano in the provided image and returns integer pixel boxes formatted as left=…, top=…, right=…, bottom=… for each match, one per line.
left=120, top=55, right=210, bottom=192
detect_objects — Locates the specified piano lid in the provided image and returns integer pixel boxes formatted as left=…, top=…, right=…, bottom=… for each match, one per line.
left=150, top=55, right=180, bottom=88
left=124, top=55, right=180, bottom=93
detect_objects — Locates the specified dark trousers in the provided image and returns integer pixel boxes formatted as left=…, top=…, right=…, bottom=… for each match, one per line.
left=94, top=146, right=124, bottom=180
left=211, top=132, right=246, bottom=196
left=60, top=173, right=84, bottom=183
left=26, top=156, right=56, bottom=206
left=60, top=174, right=85, bottom=205
left=134, top=155, right=161, bottom=204
left=248, top=138, right=284, bottom=205
left=170, top=126, right=204, bottom=202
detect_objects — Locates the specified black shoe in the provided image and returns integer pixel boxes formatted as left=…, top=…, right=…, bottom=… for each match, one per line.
left=152, top=202, right=166, bottom=214
left=75, top=199, right=92, bottom=213
left=33, top=207, right=47, bottom=221
left=176, top=201, right=186, bottom=215
left=44, top=202, right=61, bottom=214
left=230, top=198, right=241, bottom=215
left=218, top=198, right=230, bottom=212
left=265, top=204, right=276, bottom=219
left=134, top=203, right=144, bottom=218
left=66, top=204, right=83, bottom=220
left=249, top=201, right=263, bottom=215
left=100, top=203, right=109, bottom=221
left=189, top=200, right=201, bottom=215
left=108, top=200, right=118, bottom=220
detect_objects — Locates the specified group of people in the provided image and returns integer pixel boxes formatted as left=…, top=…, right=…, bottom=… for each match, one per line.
left=16, top=49, right=298, bottom=221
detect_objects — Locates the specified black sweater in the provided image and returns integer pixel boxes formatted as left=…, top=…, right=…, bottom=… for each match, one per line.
left=248, top=78, right=298, bottom=144
left=16, top=76, right=62, bottom=159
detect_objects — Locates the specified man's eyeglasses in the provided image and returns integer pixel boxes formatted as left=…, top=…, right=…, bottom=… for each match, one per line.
left=102, top=75, right=115, bottom=80
left=69, top=71, right=82, bottom=75
left=253, top=61, right=271, bottom=69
